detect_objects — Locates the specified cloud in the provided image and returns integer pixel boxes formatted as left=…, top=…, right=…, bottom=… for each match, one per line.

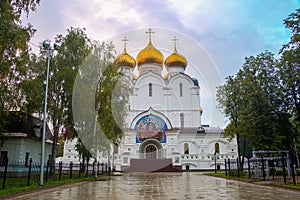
left=21, top=0, right=300, bottom=127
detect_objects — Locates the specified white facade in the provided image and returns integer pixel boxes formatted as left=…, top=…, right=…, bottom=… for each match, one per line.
left=62, top=30, right=238, bottom=171
left=1, top=133, right=52, bottom=164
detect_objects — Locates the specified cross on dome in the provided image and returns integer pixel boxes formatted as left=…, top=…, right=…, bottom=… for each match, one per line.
left=114, top=36, right=136, bottom=69
left=146, top=28, right=155, bottom=42
left=122, top=36, right=129, bottom=51
left=171, top=36, right=178, bottom=52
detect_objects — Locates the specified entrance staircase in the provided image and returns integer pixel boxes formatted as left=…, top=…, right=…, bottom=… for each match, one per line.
left=124, top=159, right=182, bottom=172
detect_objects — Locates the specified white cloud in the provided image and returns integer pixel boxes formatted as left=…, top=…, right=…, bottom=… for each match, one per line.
left=21, top=0, right=300, bottom=127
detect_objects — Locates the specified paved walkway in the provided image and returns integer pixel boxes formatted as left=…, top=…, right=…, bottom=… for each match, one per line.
left=5, top=172, right=300, bottom=200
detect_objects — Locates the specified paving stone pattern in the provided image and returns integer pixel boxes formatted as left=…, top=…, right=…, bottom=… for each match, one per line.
left=7, top=172, right=300, bottom=200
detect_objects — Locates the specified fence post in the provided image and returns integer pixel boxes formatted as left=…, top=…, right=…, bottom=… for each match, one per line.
left=102, top=162, right=104, bottom=175
left=45, top=159, right=50, bottom=182
left=59, top=161, right=62, bottom=181
left=70, top=162, right=73, bottom=179
left=92, top=161, right=95, bottom=177
left=86, top=162, right=89, bottom=177
left=282, top=152, right=286, bottom=183
left=236, top=157, right=240, bottom=177
left=228, top=158, right=231, bottom=176
left=27, top=158, right=32, bottom=186
left=109, top=165, right=111, bottom=175
left=224, top=159, right=227, bottom=176
left=290, top=151, right=296, bottom=185
left=247, top=157, right=251, bottom=179
left=261, top=156, right=265, bottom=181
left=79, top=162, right=81, bottom=178
left=2, top=158, right=8, bottom=190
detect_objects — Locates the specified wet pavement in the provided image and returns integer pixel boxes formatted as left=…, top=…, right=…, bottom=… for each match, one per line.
left=6, top=172, right=300, bottom=200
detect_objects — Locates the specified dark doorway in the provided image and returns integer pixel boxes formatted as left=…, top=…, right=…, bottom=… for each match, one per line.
left=186, top=165, right=190, bottom=171
left=146, top=145, right=157, bottom=159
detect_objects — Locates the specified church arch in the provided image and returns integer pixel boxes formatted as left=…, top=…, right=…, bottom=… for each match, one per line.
left=168, top=73, right=197, bottom=88
left=139, top=139, right=163, bottom=159
left=135, top=71, right=166, bottom=88
left=130, top=107, right=172, bottom=129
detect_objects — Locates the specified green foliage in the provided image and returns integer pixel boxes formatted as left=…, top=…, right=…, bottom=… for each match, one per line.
left=217, top=51, right=296, bottom=152
left=279, top=9, right=300, bottom=151
left=75, top=138, right=92, bottom=163
left=48, top=27, right=91, bottom=173
left=97, top=63, right=132, bottom=144
left=0, top=0, right=40, bottom=134
left=73, top=41, right=131, bottom=158
left=217, top=9, right=300, bottom=157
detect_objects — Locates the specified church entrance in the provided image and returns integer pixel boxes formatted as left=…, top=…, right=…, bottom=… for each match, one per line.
left=145, top=144, right=157, bottom=159
left=139, top=138, right=163, bottom=159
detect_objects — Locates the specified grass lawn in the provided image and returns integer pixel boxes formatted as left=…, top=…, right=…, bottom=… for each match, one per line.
left=207, top=171, right=300, bottom=191
left=0, top=173, right=114, bottom=197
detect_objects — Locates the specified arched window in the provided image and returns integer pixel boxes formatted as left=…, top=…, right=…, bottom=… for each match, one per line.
left=215, top=143, right=220, bottom=154
left=179, top=83, right=183, bottom=97
left=180, top=113, right=184, bottom=128
left=149, top=83, right=152, bottom=97
left=184, top=143, right=189, bottom=154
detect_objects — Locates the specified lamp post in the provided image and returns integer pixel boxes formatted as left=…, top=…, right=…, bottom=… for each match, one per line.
left=40, top=40, right=60, bottom=186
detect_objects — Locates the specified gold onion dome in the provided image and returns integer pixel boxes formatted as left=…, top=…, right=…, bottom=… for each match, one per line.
left=165, top=36, right=187, bottom=68
left=136, top=28, right=164, bottom=66
left=114, top=37, right=136, bottom=68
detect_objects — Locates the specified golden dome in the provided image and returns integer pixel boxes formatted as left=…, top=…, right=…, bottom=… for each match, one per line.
left=115, top=50, right=136, bottom=68
left=165, top=36, right=187, bottom=68
left=114, top=37, right=136, bottom=68
left=136, top=28, right=164, bottom=66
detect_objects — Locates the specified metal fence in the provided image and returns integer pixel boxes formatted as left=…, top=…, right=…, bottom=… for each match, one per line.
left=0, top=159, right=111, bottom=190
left=224, top=151, right=299, bottom=185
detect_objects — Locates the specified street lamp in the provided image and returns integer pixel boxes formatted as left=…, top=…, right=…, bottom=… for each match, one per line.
left=40, top=40, right=60, bottom=186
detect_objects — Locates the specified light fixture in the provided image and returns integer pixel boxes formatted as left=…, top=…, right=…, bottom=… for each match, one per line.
left=40, top=40, right=60, bottom=186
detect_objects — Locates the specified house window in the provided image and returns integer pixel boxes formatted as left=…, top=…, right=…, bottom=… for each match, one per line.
left=123, top=157, right=128, bottom=163
left=215, top=143, right=220, bottom=154
left=25, top=152, right=30, bottom=166
left=179, top=83, right=183, bottom=97
left=149, top=83, right=152, bottom=97
left=184, top=143, right=189, bottom=154
left=180, top=113, right=184, bottom=128
left=0, top=151, right=8, bottom=166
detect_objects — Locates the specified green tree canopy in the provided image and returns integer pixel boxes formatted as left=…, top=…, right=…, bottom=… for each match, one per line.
left=0, top=0, right=40, bottom=143
left=217, top=9, right=300, bottom=163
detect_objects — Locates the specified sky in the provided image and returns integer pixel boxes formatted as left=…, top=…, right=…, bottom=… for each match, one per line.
left=23, top=0, right=300, bottom=128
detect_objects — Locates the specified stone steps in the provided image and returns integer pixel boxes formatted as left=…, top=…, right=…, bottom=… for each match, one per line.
left=125, top=159, right=182, bottom=172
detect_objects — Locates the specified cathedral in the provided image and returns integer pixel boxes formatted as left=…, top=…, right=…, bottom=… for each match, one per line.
left=62, top=28, right=237, bottom=171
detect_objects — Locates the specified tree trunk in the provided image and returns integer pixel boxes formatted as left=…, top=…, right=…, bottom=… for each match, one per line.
left=236, top=132, right=241, bottom=171
left=241, top=137, right=246, bottom=171
left=49, top=125, right=59, bottom=175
